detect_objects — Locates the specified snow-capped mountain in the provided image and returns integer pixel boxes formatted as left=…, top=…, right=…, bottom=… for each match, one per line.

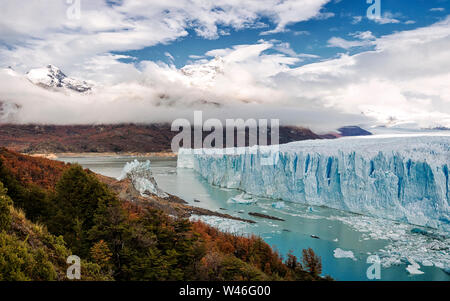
left=3, top=66, right=20, bottom=77
left=181, top=56, right=225, bottom=87
left=26, top=65, right=92, bottom=93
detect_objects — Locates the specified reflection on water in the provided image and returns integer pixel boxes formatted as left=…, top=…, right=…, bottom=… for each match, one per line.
left=57, top=156, right=450, bottom=281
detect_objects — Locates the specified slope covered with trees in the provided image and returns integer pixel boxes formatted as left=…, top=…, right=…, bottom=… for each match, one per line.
left=0, top=148, right=330, bottom=281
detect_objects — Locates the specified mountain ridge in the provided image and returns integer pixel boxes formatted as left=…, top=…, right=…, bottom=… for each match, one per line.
left=0, top=123, right=322, bottom=154
left=26, top=65, right=93, bottom=93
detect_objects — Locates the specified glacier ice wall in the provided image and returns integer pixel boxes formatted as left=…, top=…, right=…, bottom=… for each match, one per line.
left=178, top=135, right=450, bottom=231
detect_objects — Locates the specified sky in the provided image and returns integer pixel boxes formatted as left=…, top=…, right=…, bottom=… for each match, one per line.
left=0, top=0, right=450, bottom=130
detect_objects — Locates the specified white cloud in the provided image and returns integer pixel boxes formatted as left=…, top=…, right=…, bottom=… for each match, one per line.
left=328, top=31, right=377, bottom=49
left=284, top=16, right=450, bottom=128
left=164, top=52, right=175, bottom=62
left=351, top=16, right=363, bottom=24
left=259, top=0, right=332, bottom=35
left=1, top=2, right=450, bottom=131
left=327, top=37, right=371, bottom=49
left=0, top=39, right=367, bottom=131
left=430, top=8, right=445, bottom=12
left=314, top=12, right=335, bottom=20
left=351, top=31, right=376, bottom=40
left=292, top=31, right=310, bottom=36
left=273, top=42, right=319, bottom=60
left=370, top=12, right=401, bottom=24
left=0, top=0, right=331, bottom=75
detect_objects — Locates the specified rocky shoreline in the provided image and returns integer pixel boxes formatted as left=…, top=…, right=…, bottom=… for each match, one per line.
left=29, top=151, right=255, bottom=225
left=31, top=151, right=177, bottom=160
left=96, top=173, right=256, bottom=225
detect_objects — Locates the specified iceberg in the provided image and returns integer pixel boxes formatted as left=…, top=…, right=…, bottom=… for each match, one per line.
left=333, top=248, right=356, bottom=260
left=189, top=215, right=253, bottom=234
left=118, top=160, right=169, bottom=198
left=178, top=135, right=450, bottom=231
left=272, top=201, right=286, bottom=209
left=227, top=193, right=257, bottom=204
left=406, top=259, right=424, bottom=275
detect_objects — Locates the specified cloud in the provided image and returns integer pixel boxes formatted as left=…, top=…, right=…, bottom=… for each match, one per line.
left=164, top=52, right=175, bottom=63
left=272, top=42, right=320, bottom=60
left=430, top=8, right=445, bottom=12
left=351, top=16, right=363, bottom=24
left=370, top=12, right=401, bottom=24
left=0, top=0, right=331, bottom=75
left=0, top=39, right=368, bottom=131
left=259, top=0, right=332, bottom=35
left=327, top=37, right=371, bottom=49
left=282, top=16, right=450, bottom=128
left=351, top=31, right=376, bottom=40
left=292, top=31, right=310, bottom=36
left=1, top=3, right=450, bottom=131
left=327, top=31, right=376, bottom=49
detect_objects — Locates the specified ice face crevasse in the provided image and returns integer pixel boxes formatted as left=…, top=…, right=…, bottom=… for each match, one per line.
left=118, top=160, right=169, bottom=198
left=178, top=135, right=450, bottom=231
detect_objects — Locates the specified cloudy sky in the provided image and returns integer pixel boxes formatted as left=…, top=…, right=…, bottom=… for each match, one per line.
left=0, top=0, right=449, bottom=130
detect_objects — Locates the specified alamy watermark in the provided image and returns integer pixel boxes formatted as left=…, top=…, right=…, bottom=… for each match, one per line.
left=66, top=0, right=81, bottom=20
left=366, top=0, right=381, bottom=20
left=171, top=111, right=280, bottom=166
left=366, top=255, right=381, bottom=280
left=67, top=255, right=81, bottom=280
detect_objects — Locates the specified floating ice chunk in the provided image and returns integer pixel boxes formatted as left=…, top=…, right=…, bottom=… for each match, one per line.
left=272, top=201, right=286, bottom=209
left=333, top=248, right=356, bottom=260
left=329, top=214, right=450, bottom=273
left=118, top=160, right=169, bottom=198
left=189, top=215, right=251, bottom=234
left=333, top=238, right=339, bottom=242
left=308, top=206, right=320, bottom=213
left=406, top=259, right=424, bottom=275
left=228, top=193, right=257, bottom=204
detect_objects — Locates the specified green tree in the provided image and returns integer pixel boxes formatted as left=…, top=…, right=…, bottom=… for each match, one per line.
left=50, top=165, right=119, bottom=257
left=0, top=232, right=57, bottom=281
left=0, top=182, right=12, bottom=231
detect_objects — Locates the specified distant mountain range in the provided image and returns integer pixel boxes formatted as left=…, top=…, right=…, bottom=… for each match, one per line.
left=337, top=126, right=372, bottom=137
left=0, top=64, right=374, bottom=153
left=0, top=124, right=325, bottom=154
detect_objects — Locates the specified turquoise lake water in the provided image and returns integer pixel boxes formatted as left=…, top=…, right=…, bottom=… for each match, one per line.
left=57, top=156, right=450, bottom=281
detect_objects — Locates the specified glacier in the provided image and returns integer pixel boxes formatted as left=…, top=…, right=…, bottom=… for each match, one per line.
left=178, top=134, right=450, bottom=231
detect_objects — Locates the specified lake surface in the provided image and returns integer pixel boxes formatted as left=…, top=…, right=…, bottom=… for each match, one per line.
left=57, top=155, right=450, bottom=281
